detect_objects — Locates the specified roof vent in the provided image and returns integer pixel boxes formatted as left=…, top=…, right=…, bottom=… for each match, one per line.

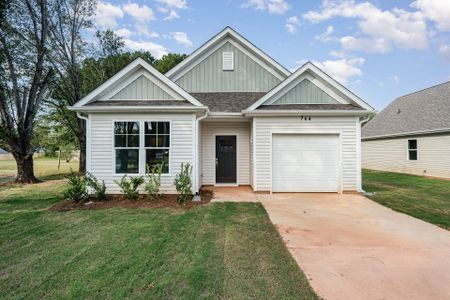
left=397, top=108, right=402, bottom=114
left=222, top=51, right=234, bottom=71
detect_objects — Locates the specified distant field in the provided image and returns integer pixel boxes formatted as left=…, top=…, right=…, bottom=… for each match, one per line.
left=0, top=157, right=79, bottom=182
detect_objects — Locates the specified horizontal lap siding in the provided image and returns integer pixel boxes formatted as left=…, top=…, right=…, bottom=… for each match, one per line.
left=362, top=134, right=450, bottom=178
left=201, top=121, right=251, bottom=185
left=254, top=116, right=359, bottom=191
left=90, top=113, right=195, bottom=193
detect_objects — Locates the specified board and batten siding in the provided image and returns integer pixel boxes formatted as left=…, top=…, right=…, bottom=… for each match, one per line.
left=89, top=113, right=195, bottom=193
left=253, top=116, right=360, bottom=191
left=111, top=75, right=174, bottom=100
left=200, top=121, right=251, bottom=185
left=175, top=42, right=281, bottom=93
left=362, top=133, right=450, bottom=178
left=273, top=79, right=339, bottom=104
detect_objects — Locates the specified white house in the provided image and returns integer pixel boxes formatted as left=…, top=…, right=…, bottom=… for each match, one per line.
left=69, top=27, right=374, bottom=194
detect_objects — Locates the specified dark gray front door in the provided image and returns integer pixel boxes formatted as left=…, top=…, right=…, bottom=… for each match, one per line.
left=216, top=136, right=237, bottom=184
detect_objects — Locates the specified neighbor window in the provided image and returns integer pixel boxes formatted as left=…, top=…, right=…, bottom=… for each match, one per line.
left=408, top=139, right=417, bottom=161
left=114, top=121, right=140, bottom=173
left=145, top=121, right=170, bottom=174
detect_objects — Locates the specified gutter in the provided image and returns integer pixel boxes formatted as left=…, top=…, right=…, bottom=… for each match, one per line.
left=362, top=127, right=450, bottom=141
left=242, top=109, right=376, bottom=116
left=68, top=106, right=209, bottom=113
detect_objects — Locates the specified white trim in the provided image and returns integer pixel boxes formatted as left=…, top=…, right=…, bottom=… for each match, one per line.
left=194, top=112, right=208, bottom=193
left=243, top=110, right=372, bottom=116
left=246, top=62, right=374, bottom=111
left=69, top=106, right=209, bottom=112
left=166, top=27, right=290, bottom=80
left=269, top=131, right=343, bottom=193
left=356, top=117, right=362, bottom=192
left=362, top=128, right=450, bottom=141
left=213, top=133, right=239, bottom=186
left=407, top=138, right=418, bottom=161
left=252, top=117, right=256, bottom=191
left=72, top=58, right=204, bottom=108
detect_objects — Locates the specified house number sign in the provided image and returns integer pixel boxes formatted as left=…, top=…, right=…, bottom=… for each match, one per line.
left=300, top=116, right=312, bottom=121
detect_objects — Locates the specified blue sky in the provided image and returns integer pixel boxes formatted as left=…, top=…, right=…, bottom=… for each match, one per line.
left=93, top=0, right=450, bottom=110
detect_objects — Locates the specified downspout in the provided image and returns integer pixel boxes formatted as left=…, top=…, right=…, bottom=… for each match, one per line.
left=76, top=112, right=88, bottom=122
left=76, top=112, right=90, bottom=173
left=194, top=110, right=209, bottom=197
left=358, top=114, right=372, bottom=193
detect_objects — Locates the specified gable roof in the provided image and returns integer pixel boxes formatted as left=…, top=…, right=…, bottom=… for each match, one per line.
left=70, top=58, right=205, bottom=110
left=246, top=62, right=374, bottom=111
left=362, top=81, right=450, bottom=140
left=166, top=27, right=291, bottom=81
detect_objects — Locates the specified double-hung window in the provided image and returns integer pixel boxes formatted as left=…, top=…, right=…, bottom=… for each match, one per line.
left=145, top=121, right=170, bottom=174
left=114, top=122, right=140, bottom=173
left=408, top=139, right=418, bottom=161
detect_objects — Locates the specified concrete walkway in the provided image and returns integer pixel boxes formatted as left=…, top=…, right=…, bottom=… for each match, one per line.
left=259, top=193, right=450, bottom=300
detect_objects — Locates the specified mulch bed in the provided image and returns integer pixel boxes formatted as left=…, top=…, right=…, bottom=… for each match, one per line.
left=49, top=190, right=213, bottom=212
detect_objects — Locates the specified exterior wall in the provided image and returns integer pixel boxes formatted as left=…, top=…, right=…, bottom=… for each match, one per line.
left=362, top=133, right=450, bottom=178
left=175, top=41, right=281, bottom=93
left=200, top=120, right=251, bottom=185
left=273, top=79, right=339, bottom=104
left=253, top=116, right=360, bottom=192
left=89, top=113, right=195, bottom=193
left=111, top=75, right=174, bottom=100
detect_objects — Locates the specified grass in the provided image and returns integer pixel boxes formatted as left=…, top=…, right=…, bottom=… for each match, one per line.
left=363, top=169, right=450, bottom=229
left=0, top=181, right=317, bottom=299
left=0, top=157, right=78, bottom=183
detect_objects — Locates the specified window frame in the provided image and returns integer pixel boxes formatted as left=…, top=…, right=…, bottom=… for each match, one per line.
left=112, top=120, right=172, bottom=176
left=407, top=139, right=418, bottom=161
left=144, top=121, right=171, bottom=175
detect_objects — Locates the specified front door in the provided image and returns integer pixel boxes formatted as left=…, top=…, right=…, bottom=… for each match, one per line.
left=215, top=136, right=237, bottom=184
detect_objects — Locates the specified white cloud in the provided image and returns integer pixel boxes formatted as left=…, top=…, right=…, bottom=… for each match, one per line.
left=134, top=24, right=160, bottom=38
left=156, top=0, right=188, bottom=9
left=242, top=0, right=290, bottom=15
left=389, top=75, right=400, bottom=83
left=313, top=57, right=365, bottom=84
left=115, top=28, right=133, bottom=38
left=303, top=0, right=429, bottom=53
left=123, top=39, right=168, bottom=58
left=123, top=3, right=155, bottom=23
left=170, top=32, right=192, bottom=47
left=164, top=10, right=180, bottom=20
left=412, top=0, right=450, bottom=31
left=439, top=44, right=450, bottom=61
left=285, top=16, right=299, bottom=33
left=93, top=1, right=124, bottom=29
left=314, top=25, right=334, bottom=42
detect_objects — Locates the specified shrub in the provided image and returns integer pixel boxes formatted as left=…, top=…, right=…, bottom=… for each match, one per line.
left=85, top=172, right=107, bottom=200
left=174, top=163, right=193, bottom=204
left=145, top=162, right=163, bottom=200
left=64, top=171, right=88, bottom=202
left=114, top=175, right=144, bottom=200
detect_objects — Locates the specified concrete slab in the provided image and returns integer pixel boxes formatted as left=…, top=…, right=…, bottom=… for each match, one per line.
left=259, top=193, right=450, bottom=300
left=210, top=186, right=258, bottom=202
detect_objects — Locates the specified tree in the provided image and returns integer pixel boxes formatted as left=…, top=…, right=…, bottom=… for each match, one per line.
left=46, top=0, right=96, bottom=173
left=154, top=53, right=188, bottom=74
left=0, top=0, right=54, bottom=183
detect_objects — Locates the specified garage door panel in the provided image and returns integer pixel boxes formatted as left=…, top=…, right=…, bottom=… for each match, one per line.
left=272, top=134, right=339, bottom=192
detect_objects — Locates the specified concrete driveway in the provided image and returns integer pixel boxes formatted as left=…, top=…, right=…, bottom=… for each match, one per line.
left=258, top=193, right=450, bottom=300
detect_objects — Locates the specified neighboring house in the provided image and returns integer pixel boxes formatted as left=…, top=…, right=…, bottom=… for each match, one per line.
left=0, top=148, right=14, bottom=161
left=69, top=27, right=374, bottom=194
left=362, top=81, right=450, bottom=178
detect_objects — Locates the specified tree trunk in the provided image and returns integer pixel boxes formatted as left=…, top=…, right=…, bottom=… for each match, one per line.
left=78, top=118, right=86, bottom=173
left=14, top=154, right=39, bottom=183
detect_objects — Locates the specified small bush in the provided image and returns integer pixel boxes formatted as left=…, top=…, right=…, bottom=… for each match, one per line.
left=115, top=175, right=144, bottom=200
left=174, top=163, right=193, bottom=204
left=145, top=163, right=163, bottom=200
left=64, top=171, right=88, bottom=202
left=85, top=172, right=107, bottom=200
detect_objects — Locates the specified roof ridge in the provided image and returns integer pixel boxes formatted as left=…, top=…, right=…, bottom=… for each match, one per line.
left=398, top=80, right=450, bottom=99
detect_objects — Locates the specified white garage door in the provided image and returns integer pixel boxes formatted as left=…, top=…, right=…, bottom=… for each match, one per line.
left=272, top=134, right=340, bottom=192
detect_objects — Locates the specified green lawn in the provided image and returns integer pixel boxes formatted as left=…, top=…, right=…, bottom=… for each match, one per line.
left=0, top=181, right=317, bottom=299
left=0, top=157, right=78, bottom=183
left=363, top=169, right=450, bottom=229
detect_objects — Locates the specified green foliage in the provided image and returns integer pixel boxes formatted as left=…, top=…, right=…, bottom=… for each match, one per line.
left=174, top=163, right=193, bottom=204
left=95, top=29, right=125, bottom=57
left=114, top=175, right=144, bottom=200
left=153, top=53, right=188, bottom=74
left=145, top=163, right=163, bottom=200
left=64, top=171, right=88, bottom=202
left=85, top=172, right=106, bottom=200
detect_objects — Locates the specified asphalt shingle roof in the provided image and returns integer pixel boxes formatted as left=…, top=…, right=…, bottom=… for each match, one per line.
left=362, top=81, right=450, bottom=139
left=190, top=92, right=266, bottom=112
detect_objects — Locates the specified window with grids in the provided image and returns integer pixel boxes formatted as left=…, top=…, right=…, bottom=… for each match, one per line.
left=145, top=122, right=170, bottom=174
left=408, top=139, right=417, bottom=161
left=114, top=122, right=140, bottom=173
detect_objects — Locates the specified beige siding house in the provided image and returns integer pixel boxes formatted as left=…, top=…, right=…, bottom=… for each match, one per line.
left=362, top=81, right=450, bottom=178
left=70, top=27, right=374, bottom=195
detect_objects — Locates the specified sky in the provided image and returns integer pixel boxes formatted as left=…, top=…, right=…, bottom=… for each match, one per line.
left=91, top=0, right=450, bottom=110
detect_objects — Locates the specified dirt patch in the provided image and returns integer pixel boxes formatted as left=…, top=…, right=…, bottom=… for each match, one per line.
left=50, top=190, right=213, bottom=212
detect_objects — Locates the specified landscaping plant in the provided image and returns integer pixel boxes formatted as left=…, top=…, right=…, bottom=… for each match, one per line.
left=174, top=163, right=193, bottom=204
left=145, top=162, right=164, bottom=200
left=115, top=175, right=144, bottom=200
left=64, top=171, right=88, bottom=202
left=85, top=172, right=107, bottom=200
